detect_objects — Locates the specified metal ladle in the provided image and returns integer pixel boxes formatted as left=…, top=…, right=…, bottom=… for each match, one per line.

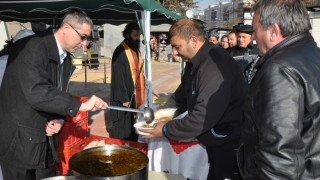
left=107, top=105, right=154, bottom=124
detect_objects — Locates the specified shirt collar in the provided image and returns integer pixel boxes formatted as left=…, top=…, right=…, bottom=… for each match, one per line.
left=53, top=29, right=67, bottom=64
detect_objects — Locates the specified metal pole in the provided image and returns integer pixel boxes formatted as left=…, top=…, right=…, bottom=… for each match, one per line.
left=104, top=61, right=106, bottom=84
left=84, top=60, right=87, bottom=88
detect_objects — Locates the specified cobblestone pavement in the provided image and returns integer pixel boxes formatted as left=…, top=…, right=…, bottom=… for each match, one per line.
left=68, top=59, right=181, bottom=137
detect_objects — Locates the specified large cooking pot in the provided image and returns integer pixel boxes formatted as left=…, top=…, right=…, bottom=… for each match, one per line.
left=69, top=145, right=148, bottom=180
left=41, top=176, right=81, bottom=180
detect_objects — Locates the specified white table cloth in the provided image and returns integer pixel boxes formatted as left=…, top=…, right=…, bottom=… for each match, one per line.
left=141, top=137, right=209, bottom=180
left=137, top=108, right=209, bottom=179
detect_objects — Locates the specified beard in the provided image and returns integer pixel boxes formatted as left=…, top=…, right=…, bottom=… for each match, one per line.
left=126, top=37, right=140, bottom=49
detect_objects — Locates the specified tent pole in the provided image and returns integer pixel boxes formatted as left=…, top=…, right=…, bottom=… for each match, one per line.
left=136, top=10, right=152, bottom=108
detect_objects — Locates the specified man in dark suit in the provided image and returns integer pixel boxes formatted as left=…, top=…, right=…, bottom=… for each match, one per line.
left=0, top=9, right=108, bottom=180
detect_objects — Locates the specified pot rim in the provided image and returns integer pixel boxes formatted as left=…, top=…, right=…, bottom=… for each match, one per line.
left=68, top=145, right=149, bottom=179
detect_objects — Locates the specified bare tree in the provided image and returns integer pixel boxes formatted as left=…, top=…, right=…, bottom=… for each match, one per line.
left=157, top=0, right=198, bottom=15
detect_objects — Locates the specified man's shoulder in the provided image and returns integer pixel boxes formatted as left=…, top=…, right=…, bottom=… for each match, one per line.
left=206, top=44, right=232, bottom=59
left=248, top=44, right=259, bottom=55
left=23, top=28, right=55, bottom=49
left=200, top=45, right=234, bottom=68
left=229, top=46, right=243, bottom=56
left=113, top=43, right=125, bottom=55
left=115, top=43, right=125, bottom=50
left=112, top=42, right=127, bottom=61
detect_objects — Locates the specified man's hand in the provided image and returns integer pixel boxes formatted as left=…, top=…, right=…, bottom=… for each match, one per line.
left=140, top=121, right=165, bottom=139
left=122, top=102, right=129, bottom=107
left=46, top=119, right=64, bottom=136
left=79, top=95, right=108, bottom=112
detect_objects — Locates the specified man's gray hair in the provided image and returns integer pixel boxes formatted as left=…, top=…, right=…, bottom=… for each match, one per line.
left=61, top=9, right=93, bottom=29
left=252, top=0, right=311, bottom=37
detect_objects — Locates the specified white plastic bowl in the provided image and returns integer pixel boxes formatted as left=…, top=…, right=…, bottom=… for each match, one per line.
left=134, top=121, right=155, bottom=136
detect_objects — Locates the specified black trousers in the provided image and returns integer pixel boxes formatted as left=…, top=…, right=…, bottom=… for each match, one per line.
left=1, top=143, right=56, bottom=180
left=206, top=140, right=242, bottom=180
left=1, top=162, right=55, bottom=180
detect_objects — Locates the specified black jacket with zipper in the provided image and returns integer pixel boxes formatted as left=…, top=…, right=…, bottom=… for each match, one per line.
left=164, top=41, right=247, bottom=147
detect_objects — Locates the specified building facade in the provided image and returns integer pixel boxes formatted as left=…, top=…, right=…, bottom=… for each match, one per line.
left=203, top=0, right=255, bottom=29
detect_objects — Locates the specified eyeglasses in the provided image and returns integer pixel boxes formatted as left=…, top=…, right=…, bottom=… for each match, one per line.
left=67, top=23, right=88, bottom=41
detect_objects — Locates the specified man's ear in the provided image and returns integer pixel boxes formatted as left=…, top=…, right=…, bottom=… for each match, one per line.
left=61, top=23, right=70, bottom=35
left=190, top=36, right=197, bottom=48
left=269, top=24, right=283, bottom=41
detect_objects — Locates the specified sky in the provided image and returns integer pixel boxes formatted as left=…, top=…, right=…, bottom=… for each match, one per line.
left=193, top=0, right=231, bottom=14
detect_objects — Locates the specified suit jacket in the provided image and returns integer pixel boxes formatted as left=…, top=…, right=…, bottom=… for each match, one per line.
left=0, top=28, right=81, bottom=169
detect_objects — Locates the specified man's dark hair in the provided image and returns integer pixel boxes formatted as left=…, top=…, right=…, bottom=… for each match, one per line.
left=169, top=18, right=205, bottom=42
left=122, top=22, right=140, bottom=38
left=228, top=30, right=237, bottom=36
left=221, top=35, right=228, bottom=41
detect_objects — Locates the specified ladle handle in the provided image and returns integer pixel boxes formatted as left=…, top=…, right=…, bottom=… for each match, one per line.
left=107, top=105, right=143, bottom=114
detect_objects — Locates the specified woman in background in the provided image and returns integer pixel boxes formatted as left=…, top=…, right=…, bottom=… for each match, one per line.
left=220, top=35, right=229, bottom=50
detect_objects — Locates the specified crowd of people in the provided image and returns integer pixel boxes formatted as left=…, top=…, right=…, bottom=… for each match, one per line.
left=0, top=0, right=320, bottom=179
left=208, top=24, right=260, bottom=76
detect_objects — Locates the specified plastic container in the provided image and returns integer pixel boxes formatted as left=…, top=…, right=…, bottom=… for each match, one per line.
left=57, top=96, right=89, bottom=147
left=58, top=119, right=88, bottom=148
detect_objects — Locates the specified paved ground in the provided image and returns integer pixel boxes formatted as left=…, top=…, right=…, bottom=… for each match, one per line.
left=68, top=59, right=181, bottom=138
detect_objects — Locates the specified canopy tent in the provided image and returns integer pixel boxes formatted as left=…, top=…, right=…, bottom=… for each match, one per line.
left=0, top=0, right=184, bottom=107
left=0, top=0, right=182, bottom=25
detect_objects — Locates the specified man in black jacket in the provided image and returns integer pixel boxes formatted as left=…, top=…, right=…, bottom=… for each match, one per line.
left=229, top=25, right=259, bottom=72
left=238, top=0, right=320, bottom=179
left=141, top=18, right=247, bottom=180
left=0, top=9, right=108, bottom=180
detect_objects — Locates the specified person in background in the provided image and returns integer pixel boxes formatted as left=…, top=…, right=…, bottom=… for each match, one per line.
left=0, top=29, right=35, bottom=87
left=229, top=25, right=259, bottom=72
left=0, top=9, right=108, bottom=180
left=238, top=0, right=320, bottom=179
left=228, top=30, right=237, bottom=48
left=141, top=18, right=247, bottom=180
left=87, top=39, right=100, bottom=70
left=150, top=34, right=158, bottom=60
left=208, top=31, right=219, bottom=45
left=236, top=25, right=252, bottom=48
left=110, top=22, right=144, bottom=141
left=220, top=35, right=229, bottom=50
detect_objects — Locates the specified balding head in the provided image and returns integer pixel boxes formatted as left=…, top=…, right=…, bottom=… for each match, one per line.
left=169, top=18, right=205, bottom=43
left=169, top=19, right=206, bottom=62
